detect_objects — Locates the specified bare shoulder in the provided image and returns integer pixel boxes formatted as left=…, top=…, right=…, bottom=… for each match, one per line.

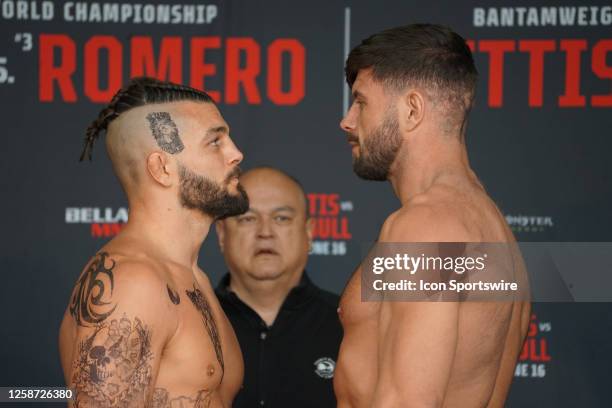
left=69, top=252, right=171, bottom=328
left=66, top=253, right=175, bottom=407
left=380, top=197, right=474, bottom=243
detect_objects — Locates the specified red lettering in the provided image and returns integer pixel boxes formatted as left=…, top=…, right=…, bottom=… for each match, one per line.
left=190, top=37, right=221, bottom=102
left=307, top=193, right=329, bottom=216
left=559, top=40, right=587, bottom=107
left=539, top=339, right=552, bottom=362
left=307, top=193, right=319, bottom=217
left=479, top=40, right=515, bottom=107
left=225, top=38, right=261, bottom=104
left=591, top=39, right=612, bottom=107
left=39, top=34, right=77, bottom=102
left=311, top=217, right=352, bottom=239
left=84, top=36, right=123, bottom=103
left=130, top=36, right=182, bottom=83
left=313, top=218, right=329, bottom=239
left=267, top=39, right=305, bottom=105
left=338, top=217, right=352, bottom=239
left=519, top=40, right=556, bottom=107
left=528, top=339, right=552, bottom=362
left=91, top=223, right=124, bottom=238
left=327, top=194, right=340, bottom=216
left=38, top=34, right=310, bottom=106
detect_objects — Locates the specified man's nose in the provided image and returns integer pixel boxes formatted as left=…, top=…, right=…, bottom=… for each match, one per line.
left=256, top=217, right=274, bottom=238
left=340, top=104, right=357, bottom=133
left=227, top=139, right=244, bottom=165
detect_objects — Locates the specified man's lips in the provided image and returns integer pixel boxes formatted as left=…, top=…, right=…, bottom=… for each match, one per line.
left=347, top=136, right=359, bottom=146
left=225, top=167, right=242, bottom=183
left=254, top=248, right=279, bottom=256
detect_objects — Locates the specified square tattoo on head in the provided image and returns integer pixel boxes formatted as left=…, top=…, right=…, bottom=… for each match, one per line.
left=146, top=112, right=185, bottom=154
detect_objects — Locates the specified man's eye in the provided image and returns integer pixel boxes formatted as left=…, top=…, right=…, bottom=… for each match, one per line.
left=210, top=137, right=221, bottom=147
left=274, top=215, right=291, bottom=223
left=237, top=216, right=256, bottom=224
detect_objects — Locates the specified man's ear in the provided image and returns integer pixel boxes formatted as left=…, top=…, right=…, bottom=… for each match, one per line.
left=400, top=90, right=426, bottom=132
left=215, top=220, right=226, bottom=253
left=305, top=217, right=314, bottom=246
left=146, top=152, right=173, bottom=187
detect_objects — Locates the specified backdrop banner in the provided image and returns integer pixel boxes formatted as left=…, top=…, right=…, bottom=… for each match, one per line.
left=1, top=1, right=611, bottom=406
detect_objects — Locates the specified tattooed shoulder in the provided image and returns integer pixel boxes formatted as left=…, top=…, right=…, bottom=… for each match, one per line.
left=70, top=252, right=118, bottom=327
left=69, top=254, right=170, bottom=328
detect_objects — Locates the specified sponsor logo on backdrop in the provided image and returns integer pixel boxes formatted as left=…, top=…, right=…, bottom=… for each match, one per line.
left=515, top=313, right=552, bottom=379
left=65, top=207, right=127, bottom=238
left=505, top=214, right=554, bottom=233
left=307, top=193, right=352, bottom=256
left=468, top=5, right=612, bottom=108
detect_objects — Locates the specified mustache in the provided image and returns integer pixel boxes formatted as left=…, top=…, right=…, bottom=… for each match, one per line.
left=346, top=134, right=359, bottom=144
left=225, top=166, right=242, bottom=183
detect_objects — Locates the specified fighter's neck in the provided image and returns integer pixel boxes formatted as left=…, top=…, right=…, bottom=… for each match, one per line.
left=122, top=204, right=213, bottom=270
left=228, top=269, right=303, bottom=326
left=388, top=137, right=475, bottom=204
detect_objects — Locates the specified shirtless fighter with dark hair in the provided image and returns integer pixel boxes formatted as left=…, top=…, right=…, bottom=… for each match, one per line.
left=59, top=77, right=247, bottom=407
left=334, top=24, right=530, bottom=407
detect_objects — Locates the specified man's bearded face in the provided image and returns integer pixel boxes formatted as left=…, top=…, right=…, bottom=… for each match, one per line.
left=352, top=106, right=403, bottom=181
left=178, top=164, right=249, bottom=219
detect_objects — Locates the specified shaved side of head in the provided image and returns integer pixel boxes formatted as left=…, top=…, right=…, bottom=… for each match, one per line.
left=105, top=105, right=163, bottom=193
left=82, top=77, right=216, bottom=194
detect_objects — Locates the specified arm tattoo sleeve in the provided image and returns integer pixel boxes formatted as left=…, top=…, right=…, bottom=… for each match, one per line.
left=151, top=388, right=212, bottom=408
left=72, top=316, right=154, bottom=407
left=70, top=252, right=117, bottom=327
left=145, top=112, right=185, bottom=154
left=186, top=285, right=224, bottom=373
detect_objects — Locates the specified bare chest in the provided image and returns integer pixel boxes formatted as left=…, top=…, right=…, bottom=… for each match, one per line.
left=156, top=282, right=236, bottom=393
left=339, top=268, right=380, bottom=330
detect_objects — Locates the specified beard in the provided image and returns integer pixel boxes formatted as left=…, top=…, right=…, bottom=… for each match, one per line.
left=352, top=107, right=403, bottom=181
left=178, top=164, right=249, bottom=219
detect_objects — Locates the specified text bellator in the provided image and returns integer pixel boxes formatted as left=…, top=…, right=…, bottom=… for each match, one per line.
left=372, top=279, right=518, bottom=292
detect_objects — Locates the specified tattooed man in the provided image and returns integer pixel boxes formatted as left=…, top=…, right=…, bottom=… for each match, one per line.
left=59, top=78, right=247, bottom=407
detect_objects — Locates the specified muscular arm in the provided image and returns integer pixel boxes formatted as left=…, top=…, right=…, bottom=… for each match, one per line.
left=66, top=254, right=173, bottom=407
left=371, top=208, right=467, bottom=407
left=372, top=301, right=459, bottom=407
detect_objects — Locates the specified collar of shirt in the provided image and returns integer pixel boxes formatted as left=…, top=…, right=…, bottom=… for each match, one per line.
left=216, top=271, right=318, bottom=328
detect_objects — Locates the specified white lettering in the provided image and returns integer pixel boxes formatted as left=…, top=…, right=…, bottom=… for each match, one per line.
left=578, top=6, right=588, bottom=25
left=526, top=7, right=539, bottom=26
left=541, top=7, right=556, bottom=26
left=500, top=7, right=514, bottom=26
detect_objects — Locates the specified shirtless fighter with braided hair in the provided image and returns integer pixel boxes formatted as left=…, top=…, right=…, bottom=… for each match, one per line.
left=59, top=77, right=247, bottom=407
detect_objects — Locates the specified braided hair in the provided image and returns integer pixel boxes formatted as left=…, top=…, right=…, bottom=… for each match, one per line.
left=80, top=77, right=215, bottom=161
